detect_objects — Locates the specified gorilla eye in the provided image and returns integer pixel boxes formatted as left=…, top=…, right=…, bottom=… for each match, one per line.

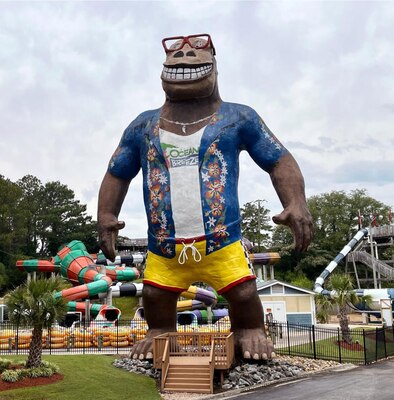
left=194, top=40, right=204, bottom=48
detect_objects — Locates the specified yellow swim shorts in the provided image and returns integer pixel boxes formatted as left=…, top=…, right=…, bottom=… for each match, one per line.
left=143, top=240, right=255, bottom=294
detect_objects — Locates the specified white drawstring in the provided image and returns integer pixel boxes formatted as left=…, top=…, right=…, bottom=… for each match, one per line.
left=178, top=240, right=202, bottom=265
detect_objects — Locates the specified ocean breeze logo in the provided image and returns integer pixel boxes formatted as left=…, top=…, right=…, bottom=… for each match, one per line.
left=162, top=143, right=199, bottom=168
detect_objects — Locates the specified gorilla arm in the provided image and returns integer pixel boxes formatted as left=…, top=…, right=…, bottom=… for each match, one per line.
left=270, top=152, right=313, bottom=252
left=97, top=172, right=130, bottom=261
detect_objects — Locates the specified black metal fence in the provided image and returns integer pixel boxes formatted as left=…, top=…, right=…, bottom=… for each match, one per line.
left=0, top=319, right=393, bottom=365
left=269, top=321, right=394, bottom=365
left=0, top=320, right=149, bottom=356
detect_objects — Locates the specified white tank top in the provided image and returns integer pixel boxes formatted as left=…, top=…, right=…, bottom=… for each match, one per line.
left=160, top=127, right=205, bottom=238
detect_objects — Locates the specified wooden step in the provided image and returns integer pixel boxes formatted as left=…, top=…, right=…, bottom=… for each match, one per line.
left=163, top=382, right=211, bottom=393
left=167, top=372, right=210, bottom=379
left=170, top=365, right=209, bottom=375
left=163, top=363, right=212, bottom=393
left=166, top=376, right=210, bottom=383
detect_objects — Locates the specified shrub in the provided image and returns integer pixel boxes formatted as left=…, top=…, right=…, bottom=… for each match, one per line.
left=0, top=358, right=12, bottom=373
left=1, top=369, right=21, bottom=382
left=0, top=359, right=60, bottom=382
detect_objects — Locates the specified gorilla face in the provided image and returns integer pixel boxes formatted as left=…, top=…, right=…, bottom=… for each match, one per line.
left=161, top=35, right=217, bottom=101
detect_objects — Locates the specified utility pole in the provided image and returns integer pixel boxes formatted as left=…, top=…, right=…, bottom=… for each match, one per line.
left=253, top=199, right=263, bottom=253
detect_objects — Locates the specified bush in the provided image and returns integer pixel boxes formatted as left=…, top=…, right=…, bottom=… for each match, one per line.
left=0, top=359, right=60, bottom=382
left=1, top=369, right=21, bottom=382
left=0, top=358, right=12, bottom=373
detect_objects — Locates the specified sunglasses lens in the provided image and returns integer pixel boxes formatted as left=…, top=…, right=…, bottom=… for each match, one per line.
left=164, top=38, right=184, bottom=51
left=190, top=35, right=209, bottom=49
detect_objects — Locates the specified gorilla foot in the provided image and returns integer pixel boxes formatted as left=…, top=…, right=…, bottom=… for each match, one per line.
left=129, top=328, right=171, bottom=361
left=233, top=328, right=276, bottom=361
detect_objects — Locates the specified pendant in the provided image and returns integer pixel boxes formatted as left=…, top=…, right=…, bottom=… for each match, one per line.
left=182, top=125, right=187, bottom=134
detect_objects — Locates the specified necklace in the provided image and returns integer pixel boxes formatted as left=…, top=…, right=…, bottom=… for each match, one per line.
left=160, top=112, right=216, bottom=134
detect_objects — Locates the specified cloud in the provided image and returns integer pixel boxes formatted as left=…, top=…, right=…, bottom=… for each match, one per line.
left=0, top=1, right=393, bottom=238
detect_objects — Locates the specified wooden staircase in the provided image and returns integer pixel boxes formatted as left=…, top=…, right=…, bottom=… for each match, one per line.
left=163, top=357, right=212, bottom=393
left=154, top=332, right=234, bottom=394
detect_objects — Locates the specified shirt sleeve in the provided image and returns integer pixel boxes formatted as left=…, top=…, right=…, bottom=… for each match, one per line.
left=107, top=120, right=142, bottom=181
left=240, top=107, right=288, bottom=172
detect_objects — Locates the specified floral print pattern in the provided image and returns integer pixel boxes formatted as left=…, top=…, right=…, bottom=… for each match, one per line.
left=201, top=135, right=230, bottom=253
left=145, top=131, right=174, bottom=256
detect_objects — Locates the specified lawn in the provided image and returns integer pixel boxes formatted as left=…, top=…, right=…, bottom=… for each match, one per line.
left=0, top=355, right=161, bottom=400
left=112, top=296, right=140, bottom=320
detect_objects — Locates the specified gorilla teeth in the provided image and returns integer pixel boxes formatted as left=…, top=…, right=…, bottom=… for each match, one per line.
left=163, top=65, right=212, bottom=80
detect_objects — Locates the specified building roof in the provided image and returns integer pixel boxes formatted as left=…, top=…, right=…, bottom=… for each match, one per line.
left=256, top=278, right=315, bottom=295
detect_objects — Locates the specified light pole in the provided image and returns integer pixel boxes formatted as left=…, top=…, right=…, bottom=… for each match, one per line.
left=253, top=199, right=264, bottom=253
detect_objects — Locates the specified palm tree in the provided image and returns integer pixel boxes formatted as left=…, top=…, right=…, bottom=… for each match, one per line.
left=315, top=273, right=372, bottom=344
left=5, top=277, right=68, bottom=368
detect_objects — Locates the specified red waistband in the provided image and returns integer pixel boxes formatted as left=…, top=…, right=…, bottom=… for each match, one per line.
left=175, top=235, right=206, bottom=244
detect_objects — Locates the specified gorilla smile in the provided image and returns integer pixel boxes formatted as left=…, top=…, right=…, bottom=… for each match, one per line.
left=162, top=64, right=213, bottom=82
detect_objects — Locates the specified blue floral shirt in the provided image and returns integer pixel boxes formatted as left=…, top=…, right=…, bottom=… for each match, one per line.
left=108, top=102, right=287, bottom=258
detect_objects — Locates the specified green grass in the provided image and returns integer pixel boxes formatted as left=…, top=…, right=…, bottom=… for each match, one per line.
left=0, top=355, right=161, bottom=400
left=112, top=297, right=140, bottom=320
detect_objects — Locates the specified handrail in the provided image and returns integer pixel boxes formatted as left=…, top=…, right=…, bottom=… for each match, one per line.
left=153, top=334, right=168, bottom=369
left=209, top=337, right=215, bottom=393
left=161, top=339, right=170, bottom=391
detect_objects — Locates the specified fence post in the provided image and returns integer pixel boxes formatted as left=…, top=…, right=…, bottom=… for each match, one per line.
left=286, top=321, right=291, bottom=356
left=16, top=321, right=19, bottom=356
left=375, top=327, right=378, bottom=362
left=312, top=324, right=316, bottom=360
left=49, top=327, right=52, bottom=355
left=363, top=329, right=367, bottom=365
left=337, top=328, right=342, bottom=363
left=117, top=322, right=119, bottom=355
left=383, top=326, right=387, bottom=359
left=83, top=319, right=86, bottom=355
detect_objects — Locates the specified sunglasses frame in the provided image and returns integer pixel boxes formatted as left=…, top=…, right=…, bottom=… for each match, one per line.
left=162, top=34, right=216, bottom=56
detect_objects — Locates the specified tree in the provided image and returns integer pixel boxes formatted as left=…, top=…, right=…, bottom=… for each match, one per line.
left=0, top=174, right=98, bottom=293
left=270, top=224, right=332, bottom=283
left=0, top=175, right=26, bottom=289
left=241, top=200, right=272, bottom=251
left=16, top=175, right=44, bottom=257
left=308, top=189, right=391, bottom=253
left=5, top=277, right=68, bottom=368
left=38, top=181, right=97, bottom=256
left=271, top=189, right=392, bottom=283
left=315, top=273, right=372, bottom=344
left=16, top=176, right=98, bottom=257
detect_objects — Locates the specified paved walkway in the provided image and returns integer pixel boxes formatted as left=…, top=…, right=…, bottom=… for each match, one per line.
left=217, top=358, right=394, bottom=400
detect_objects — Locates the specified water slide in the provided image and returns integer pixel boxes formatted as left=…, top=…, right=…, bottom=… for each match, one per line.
left=16, top=240, right=142, bottom=323
left=314, top=228, right=394, bottom=318
left=17, top=239, right=281, bottom=325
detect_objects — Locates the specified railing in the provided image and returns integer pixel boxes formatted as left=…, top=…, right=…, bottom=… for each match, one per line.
left=1, top=319, right=394, bottom=366
left=161, top=339, right=170, bottom=391
left=209, top=338, right=215, bottom=394
left=270, top=321, right=394, bottom=365
left=153, top=332, right=234, bottom=369
left=0, top=319, right=149, bottom=355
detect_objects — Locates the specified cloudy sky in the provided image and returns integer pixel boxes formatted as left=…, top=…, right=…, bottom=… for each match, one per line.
left=1, top=1, right=393, bottom=238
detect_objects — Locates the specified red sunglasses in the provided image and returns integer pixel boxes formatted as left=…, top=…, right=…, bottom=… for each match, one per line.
left=162, top=34, right=216, bottom=55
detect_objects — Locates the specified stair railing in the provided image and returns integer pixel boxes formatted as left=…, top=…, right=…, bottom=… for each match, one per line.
left=161, top=339, right=170, bottom=391
left=209, top=337, right=215, bottom=394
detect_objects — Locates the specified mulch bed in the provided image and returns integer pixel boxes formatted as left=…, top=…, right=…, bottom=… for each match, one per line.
left=336, top=340, right=364, bottom=351
left=0, top=373, right=63, bottom=391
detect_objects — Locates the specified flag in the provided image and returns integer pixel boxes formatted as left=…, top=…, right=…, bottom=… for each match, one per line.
left=371, top=213, right=377, bottom=227
left=358, top=210, right=362, bottom=229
